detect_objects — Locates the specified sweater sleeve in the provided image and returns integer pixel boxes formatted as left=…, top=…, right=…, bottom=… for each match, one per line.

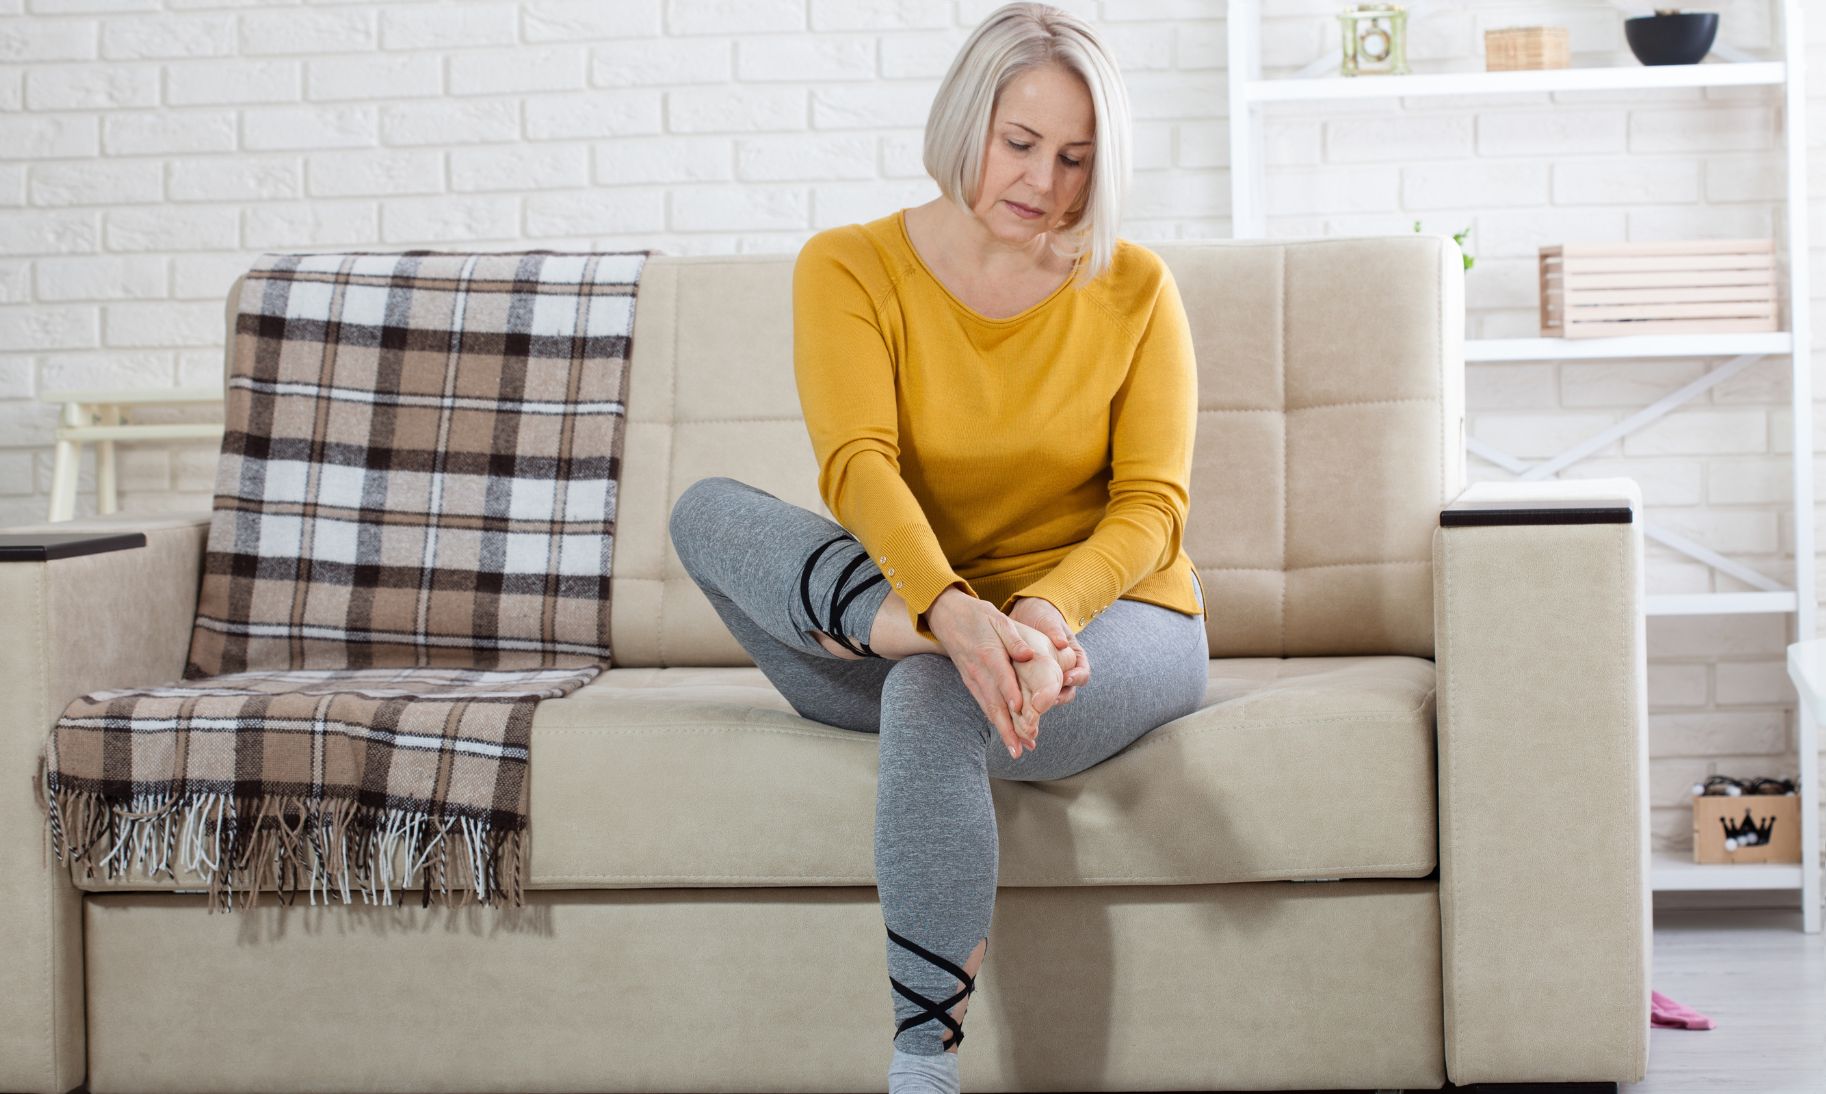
left=792, top=234, right=980, bottom=646
left=1004, top=260, right=1197, bottom=635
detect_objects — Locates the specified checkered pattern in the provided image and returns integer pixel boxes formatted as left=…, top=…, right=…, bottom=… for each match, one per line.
left=35, top=249, right=654, bottom=911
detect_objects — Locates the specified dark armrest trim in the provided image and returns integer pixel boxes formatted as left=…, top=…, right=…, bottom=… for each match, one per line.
left=0, top=532, right=148, bottom=562
left=1439, top=498, right=1634, bottom=528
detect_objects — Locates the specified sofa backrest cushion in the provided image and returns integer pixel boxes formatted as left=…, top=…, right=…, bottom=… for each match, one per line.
left=221, top=235, right=1464, bottom=667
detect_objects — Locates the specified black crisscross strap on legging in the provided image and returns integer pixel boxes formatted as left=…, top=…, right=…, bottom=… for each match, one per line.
left=799, top=532, right=888, bottom=659
left=887, top=926, right=983, bottom=1051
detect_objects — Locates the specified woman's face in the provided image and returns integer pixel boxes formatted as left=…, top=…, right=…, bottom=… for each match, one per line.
left=972, top=63, right=1095, bottom=244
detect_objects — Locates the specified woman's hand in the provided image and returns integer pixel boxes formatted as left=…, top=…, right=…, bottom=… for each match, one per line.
left=1008, top=596, right=1091, bottom=705
left=925, top=588, right=1061, bottom=760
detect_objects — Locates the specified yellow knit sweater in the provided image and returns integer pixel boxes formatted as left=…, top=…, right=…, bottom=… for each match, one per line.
left=791, top=208, right=1204, bottom=644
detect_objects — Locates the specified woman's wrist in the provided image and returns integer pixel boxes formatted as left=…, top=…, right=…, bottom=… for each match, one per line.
left=928, top=584, right=971, bottom=619
left=921, top=584, right=971, bottom=636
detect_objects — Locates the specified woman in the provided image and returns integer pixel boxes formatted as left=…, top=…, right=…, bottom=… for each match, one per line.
left=667, top=4, right=1206, bottom=1090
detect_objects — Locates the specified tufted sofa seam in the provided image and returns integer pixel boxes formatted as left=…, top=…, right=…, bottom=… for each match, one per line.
left=531, top=697, right=1437, bottom=747
left=528, top=866, right=1437, bottom=884
left=658, top=262, right=680, bottom=669
left=1278, top=245, right=1289, bottom=658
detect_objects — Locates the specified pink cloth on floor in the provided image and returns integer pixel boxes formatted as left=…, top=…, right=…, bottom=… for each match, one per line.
left=1651, top=990, right=1716, bottom=1030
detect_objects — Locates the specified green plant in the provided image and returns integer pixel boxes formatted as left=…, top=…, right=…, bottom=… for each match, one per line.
left=1413, top=220, right=1474, bottom=271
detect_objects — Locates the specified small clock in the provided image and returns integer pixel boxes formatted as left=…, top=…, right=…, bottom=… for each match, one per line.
left=1338, top=3, right=1411, bottom=77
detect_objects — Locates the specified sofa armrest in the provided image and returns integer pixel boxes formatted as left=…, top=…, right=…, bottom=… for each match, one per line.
left=0, top=509, right=210, bottom=1094
left=1432, top=478, right=1651, bottom=1087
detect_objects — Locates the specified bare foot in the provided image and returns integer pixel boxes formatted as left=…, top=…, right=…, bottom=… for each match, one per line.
left=1006, top=618, right=1074, bottom=742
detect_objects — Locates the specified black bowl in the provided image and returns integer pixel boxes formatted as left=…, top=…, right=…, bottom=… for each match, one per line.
left=1624, top=12, right=1719, bottom=66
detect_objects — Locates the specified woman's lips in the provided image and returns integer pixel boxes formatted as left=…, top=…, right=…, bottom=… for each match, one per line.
left=1007, top=201, right=1043, bottom=219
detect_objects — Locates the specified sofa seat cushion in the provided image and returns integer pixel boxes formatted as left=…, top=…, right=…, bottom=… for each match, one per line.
left=76, top=654, right=1437, bottom=896
left=535, top=653, right=1439, bottom=886
left=536, top=650, right=1438, bottom=891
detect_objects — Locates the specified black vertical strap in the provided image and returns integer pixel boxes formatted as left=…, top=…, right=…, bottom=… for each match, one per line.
left=833, top=574, right=886, bottom=656
left=799, top=533, right=886, bottom=659
left=799, top=534, right=845, bottom=645
left=828, top=552, right=886, bottom=657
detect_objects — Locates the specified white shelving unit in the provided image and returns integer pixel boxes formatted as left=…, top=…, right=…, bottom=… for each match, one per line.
left=1226, top=0, right=1818, bottom=931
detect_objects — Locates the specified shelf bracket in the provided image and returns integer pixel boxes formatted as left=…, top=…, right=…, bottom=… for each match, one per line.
left=1507, top=353, right=1767, bottom=482
left=1464, top=353, right=1791, bottom=595
left=1641, top=524, right=1786, bottom=594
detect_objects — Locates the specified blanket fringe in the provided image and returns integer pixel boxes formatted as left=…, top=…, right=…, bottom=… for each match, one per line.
left=38, top=770, right=528, bottom=914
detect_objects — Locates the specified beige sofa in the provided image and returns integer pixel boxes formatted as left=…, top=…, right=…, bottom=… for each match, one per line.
left=1, top=234, right=1651, bottom=1094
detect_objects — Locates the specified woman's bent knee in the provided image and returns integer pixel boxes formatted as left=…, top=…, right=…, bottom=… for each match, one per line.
left=670, top=476, right=737, bottom=530
left=668, top=476, right=745, bottom=575
left=878, top=655, right=993, bottom=751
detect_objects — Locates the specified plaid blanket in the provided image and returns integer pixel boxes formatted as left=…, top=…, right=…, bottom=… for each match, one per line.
left=35, top=249, right=654, bottom=912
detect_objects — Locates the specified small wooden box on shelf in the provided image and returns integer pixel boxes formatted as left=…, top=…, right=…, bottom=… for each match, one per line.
left=1692, top=794, right=1801, bottom=865
left=1484, top=26, right=1569, bottom=71
left=1539, top=239, right=1779, bottom=338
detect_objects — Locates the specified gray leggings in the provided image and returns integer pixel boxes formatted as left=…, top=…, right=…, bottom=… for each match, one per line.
left=667, top=476, right=1209, bottom=1056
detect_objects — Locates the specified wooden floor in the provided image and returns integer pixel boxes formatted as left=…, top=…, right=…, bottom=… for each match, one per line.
left=1621, top=906, right=1825, bottom=1094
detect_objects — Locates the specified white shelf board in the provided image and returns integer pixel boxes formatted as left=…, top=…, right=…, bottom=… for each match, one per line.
left=1652, top=847, right=1803, bottom=892
left=1466, top=332, right=1793, bottom=362
left=1645, top=591, right=1798, bottom=616
left=40, top=386, right=224, bottom=405
left=1244, top=61, right=1785, bottom=103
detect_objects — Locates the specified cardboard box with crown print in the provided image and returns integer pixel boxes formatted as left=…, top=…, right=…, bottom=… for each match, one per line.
left=1692, top=793, right=1802, bottom=864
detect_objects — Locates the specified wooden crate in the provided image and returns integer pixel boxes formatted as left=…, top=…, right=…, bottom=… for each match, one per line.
left=1540, top=239, right=1778, bottom=338
left=1693, top=793, right=1801, bottom=865
left=1485, top=26, right=1569, bottom=71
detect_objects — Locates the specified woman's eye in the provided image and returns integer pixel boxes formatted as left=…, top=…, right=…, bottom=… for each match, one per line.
left=1007, top=140, right=1083, bottom=168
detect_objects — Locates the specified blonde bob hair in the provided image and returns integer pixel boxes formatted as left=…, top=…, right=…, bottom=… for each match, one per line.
left=922, top=3, right=1130, bottom=290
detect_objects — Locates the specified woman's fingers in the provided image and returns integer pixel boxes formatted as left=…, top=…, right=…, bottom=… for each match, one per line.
left=988, top=683, right=1022, bottom=756
left=994, top=665, right=1024, bottom=740
left=1002, top=662, right=1024, bottom=715
left=996, top=618, right=1033, bottom=713
left=999, top=615, right=1034, bottom=665
left=982, top=630, right=1031, bottom=757
left=969, top=659, right=1026, bottom=758
left=992, top=652, right=1039, bottom=745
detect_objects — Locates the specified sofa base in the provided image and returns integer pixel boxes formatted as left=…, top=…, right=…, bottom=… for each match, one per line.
left=83, top=879, right=1444, bottom=1093
left=1443, top=1084, right=1619, bottom=1093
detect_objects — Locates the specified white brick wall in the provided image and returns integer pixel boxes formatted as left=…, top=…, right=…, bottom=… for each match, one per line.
left=1, top=0, right=1823, bottom=879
